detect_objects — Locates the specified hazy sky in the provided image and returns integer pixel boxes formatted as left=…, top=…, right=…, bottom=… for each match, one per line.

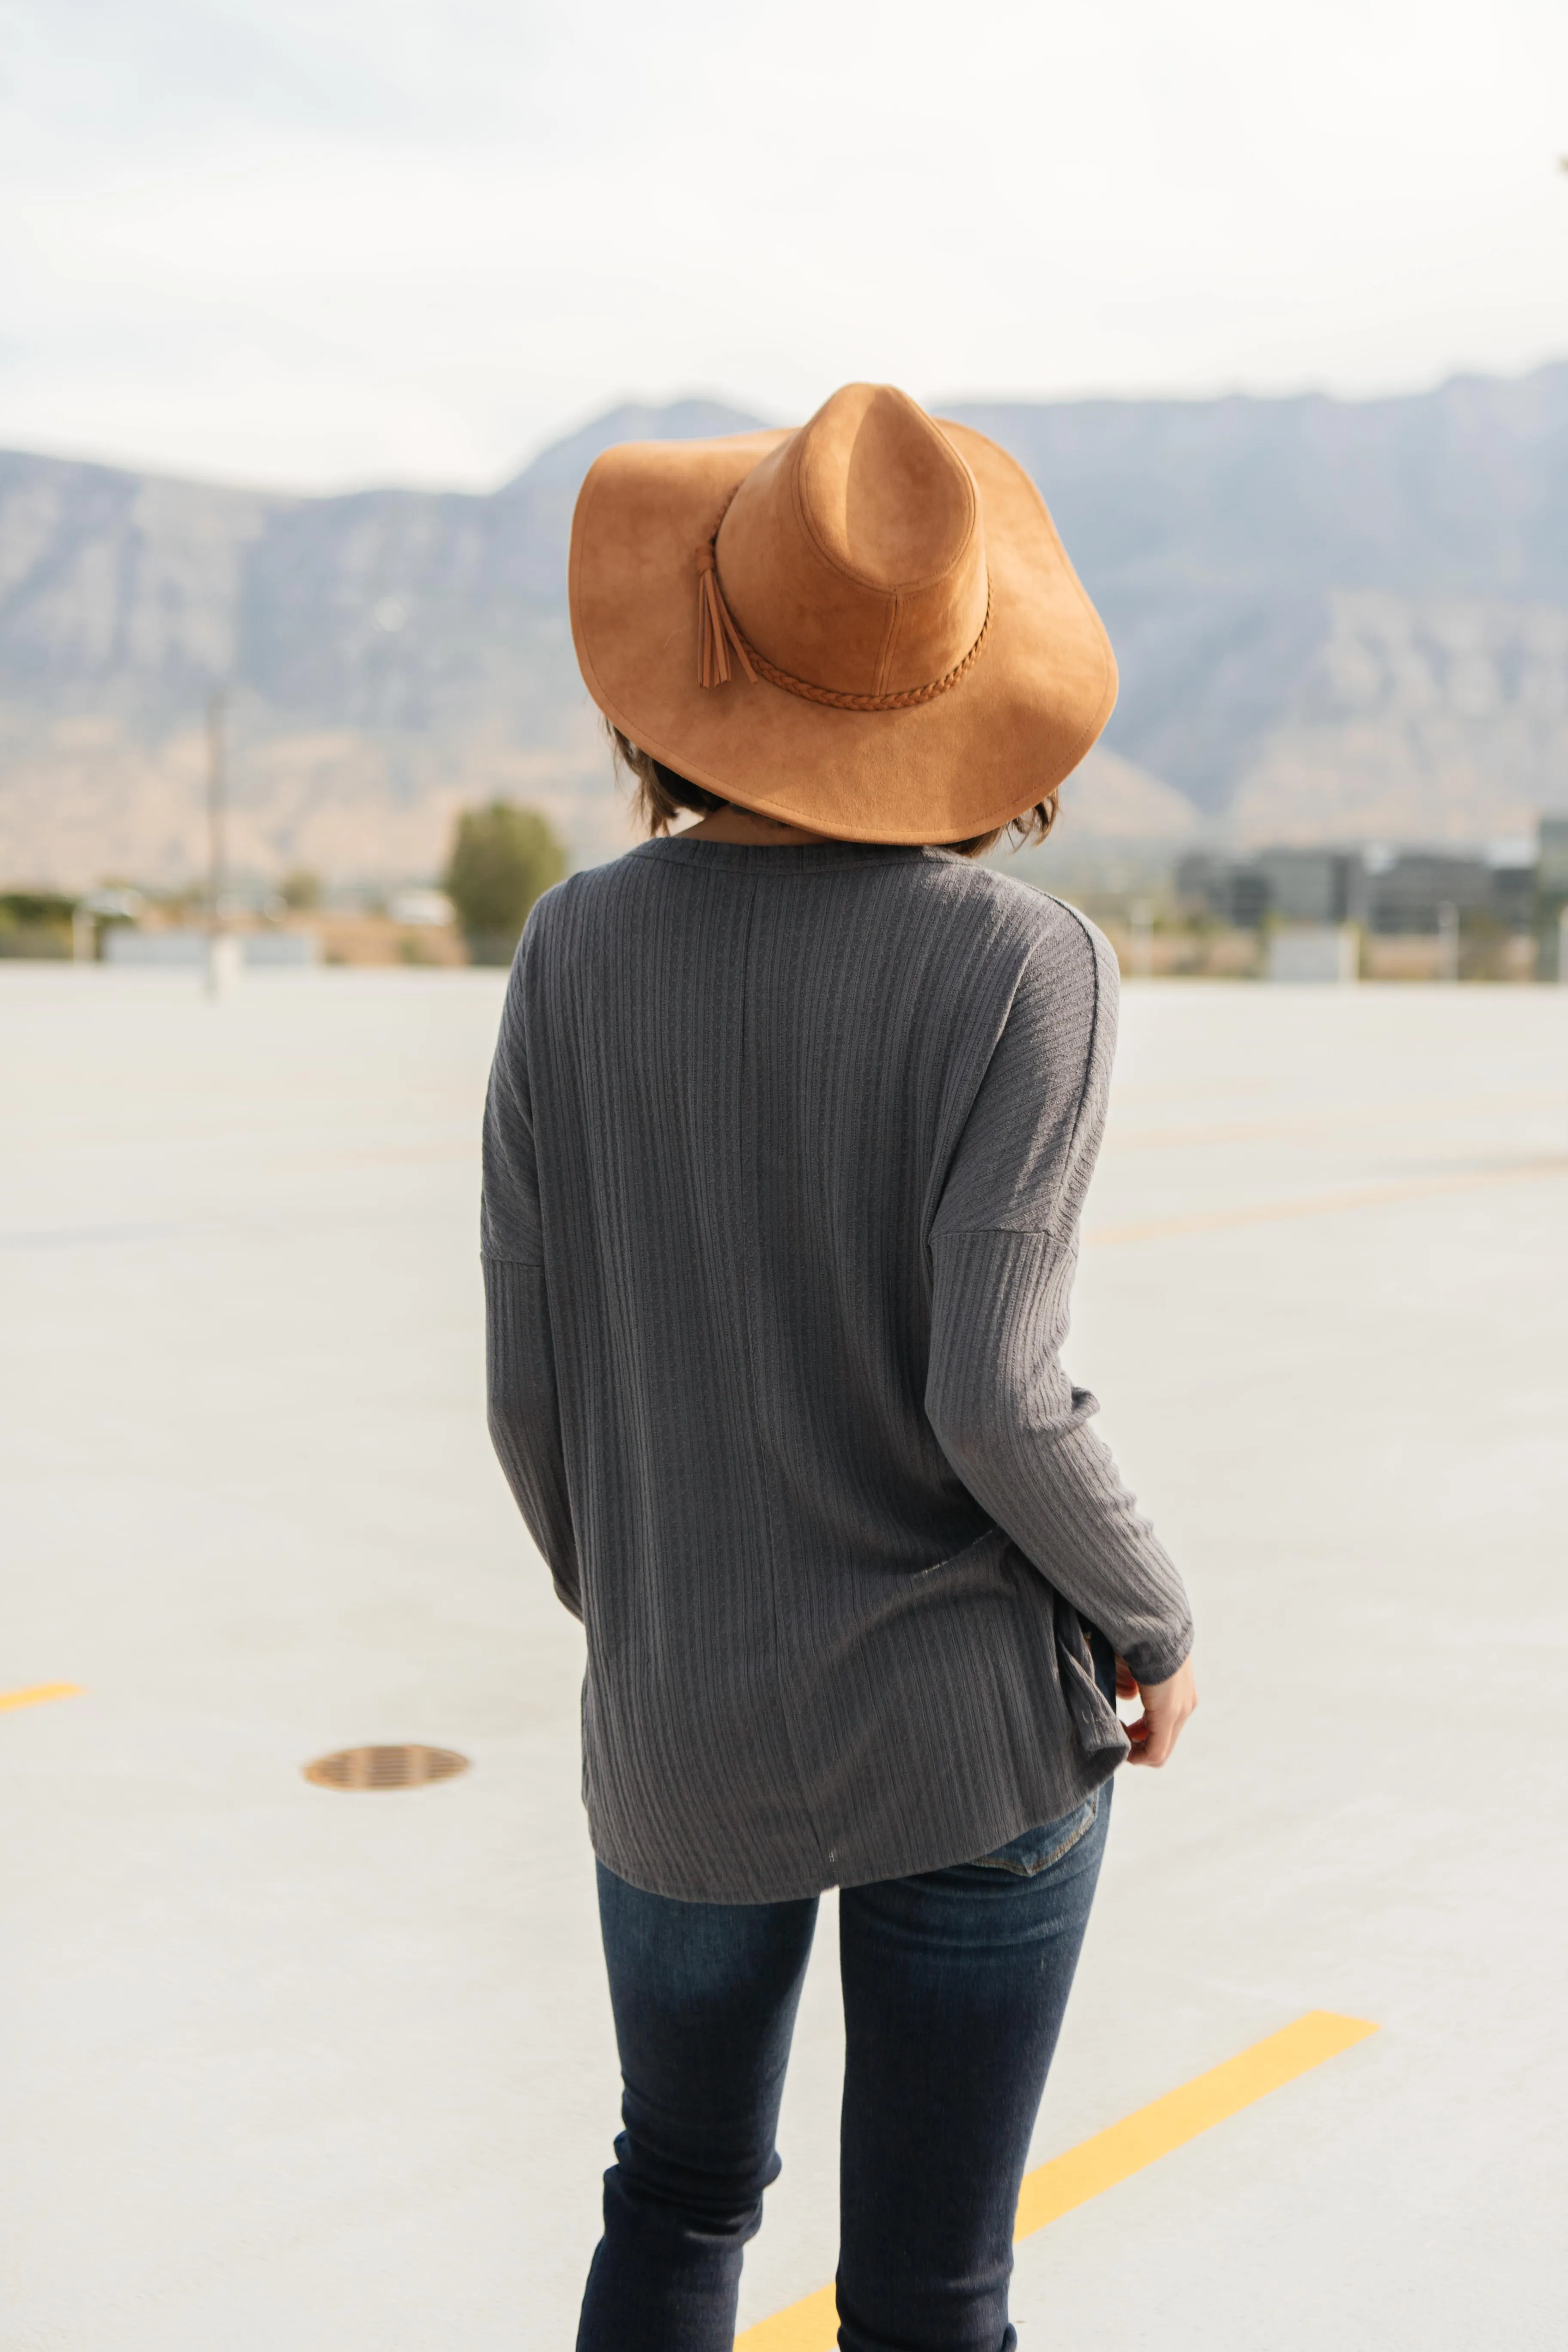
left=3, top=0, right=1565, bottom=488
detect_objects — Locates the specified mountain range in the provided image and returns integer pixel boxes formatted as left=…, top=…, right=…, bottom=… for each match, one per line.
left=3, top=367, right=1566, bottom=887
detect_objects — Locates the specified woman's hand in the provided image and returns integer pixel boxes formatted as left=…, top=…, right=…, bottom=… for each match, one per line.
left=1115, top=1655, right=1197, bottom=1768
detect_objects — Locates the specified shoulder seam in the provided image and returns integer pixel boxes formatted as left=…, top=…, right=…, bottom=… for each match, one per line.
left=1048, top=898, right=1110, bottom=1225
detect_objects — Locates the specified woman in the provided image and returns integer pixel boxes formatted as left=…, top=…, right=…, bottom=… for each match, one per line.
left=482, top=383, right=1196, bottom=2352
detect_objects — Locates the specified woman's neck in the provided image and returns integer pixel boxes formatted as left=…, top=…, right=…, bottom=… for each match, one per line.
left=683, top=804, right=837, bottom=847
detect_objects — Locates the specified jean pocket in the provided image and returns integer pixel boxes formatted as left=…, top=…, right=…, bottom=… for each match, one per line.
left=968, top=1792, right=1099, bottom=1877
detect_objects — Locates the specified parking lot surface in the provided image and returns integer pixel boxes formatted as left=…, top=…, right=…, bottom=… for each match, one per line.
left=4, top=964, right=1566, bottom=2351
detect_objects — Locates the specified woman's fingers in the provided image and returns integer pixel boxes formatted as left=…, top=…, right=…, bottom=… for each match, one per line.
left=1122, top=1655, right=1197, bottom=1769
left=1125, top=1710, right=1172, bottom=1766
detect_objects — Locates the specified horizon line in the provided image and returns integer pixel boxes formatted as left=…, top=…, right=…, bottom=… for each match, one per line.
left=2, top=349, right=1563, bottom=507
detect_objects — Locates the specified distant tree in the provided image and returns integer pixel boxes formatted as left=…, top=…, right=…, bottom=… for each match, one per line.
left=0, top=889, right=74, bottom=961
left=442, top=801, right=566, bottom=964
left=280, top=868, right=323, bottom=911
left=0, top=891, right=75, bottom=927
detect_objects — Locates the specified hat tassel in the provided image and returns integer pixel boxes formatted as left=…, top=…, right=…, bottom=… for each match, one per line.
left=695, top=543, right=757, bottom=689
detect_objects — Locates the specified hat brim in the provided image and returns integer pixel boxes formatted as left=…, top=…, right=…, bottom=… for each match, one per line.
left=568, top=420, right=1116, bottom=844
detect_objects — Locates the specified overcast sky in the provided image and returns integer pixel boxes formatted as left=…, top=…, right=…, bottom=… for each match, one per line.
left=2, top=0, right=1565, bottom=489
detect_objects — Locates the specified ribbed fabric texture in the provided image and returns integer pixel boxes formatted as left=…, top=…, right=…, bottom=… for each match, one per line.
left=482, top=838, right=1192, bottom=1902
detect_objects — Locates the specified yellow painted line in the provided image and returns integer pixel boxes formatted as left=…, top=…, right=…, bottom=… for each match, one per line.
left=738, top=2281, right=840, bottom=2352
left=1010, top=2009, right=1377, bottom=2237
left=0, top=1681, right=83, bottom=1713
left=735, top=2010, right=1378, bottom=2352
left=1087, top=1158, right=1567, bottom=1248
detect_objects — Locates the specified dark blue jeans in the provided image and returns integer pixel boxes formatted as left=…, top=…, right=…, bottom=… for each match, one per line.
left=576, top=1780, right=1111, bottom=2352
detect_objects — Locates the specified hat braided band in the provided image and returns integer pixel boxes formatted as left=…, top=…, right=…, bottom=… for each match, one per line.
left=694, top=522, right=992, bottom=712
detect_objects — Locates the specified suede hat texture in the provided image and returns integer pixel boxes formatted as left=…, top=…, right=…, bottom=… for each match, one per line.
left=568, top=382, right=1117, bottom=844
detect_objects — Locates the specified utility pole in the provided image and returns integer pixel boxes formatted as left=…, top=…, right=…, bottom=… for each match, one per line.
left=205, top=688, right=239, bottom=995
left=1437, top=900, right=1459, bottom=985
left=1130, top=899, right=1155, bottom=980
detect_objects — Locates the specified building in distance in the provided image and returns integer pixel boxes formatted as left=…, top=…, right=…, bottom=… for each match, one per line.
left=1177, top=822, right=1561, bottom=944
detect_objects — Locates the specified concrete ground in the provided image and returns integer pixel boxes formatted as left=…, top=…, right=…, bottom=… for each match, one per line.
left=3, top=962, right=1566, bottom=2352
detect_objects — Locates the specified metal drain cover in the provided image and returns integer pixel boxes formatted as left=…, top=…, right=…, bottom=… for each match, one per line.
left=303, top=1743, right=469, bottom=1791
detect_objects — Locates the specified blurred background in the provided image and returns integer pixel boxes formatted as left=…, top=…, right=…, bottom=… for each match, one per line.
left=5, top=10, right=1568, bottom=2350
left=1, top=0, right=1565, bottom=969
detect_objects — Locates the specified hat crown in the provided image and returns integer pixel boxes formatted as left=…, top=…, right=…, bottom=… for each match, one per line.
left=715, top=385, right=990, bottom=701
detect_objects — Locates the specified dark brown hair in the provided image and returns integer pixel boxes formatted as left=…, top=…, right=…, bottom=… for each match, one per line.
left=608, top=724, right=1056, bottom=858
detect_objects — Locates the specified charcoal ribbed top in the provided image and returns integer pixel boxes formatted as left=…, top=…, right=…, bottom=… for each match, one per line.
left=481, top=837, right=1192, bottom=1902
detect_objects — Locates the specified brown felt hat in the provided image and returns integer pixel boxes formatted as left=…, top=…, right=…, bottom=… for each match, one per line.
left=568, top=382, right=1117, bottom=844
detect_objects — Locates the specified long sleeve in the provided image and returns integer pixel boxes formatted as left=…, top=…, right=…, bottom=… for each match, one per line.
left=480, top=932, right=582, bottom=1618
left=484, top=1257, right=582, bottom=1619
left=925, top=907, right=1193, bottom=1685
